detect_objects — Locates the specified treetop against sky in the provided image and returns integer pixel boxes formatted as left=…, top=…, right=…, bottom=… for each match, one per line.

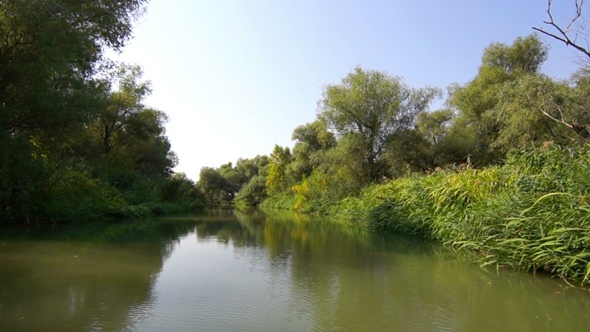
left=110, top=0, right=583, bottom=180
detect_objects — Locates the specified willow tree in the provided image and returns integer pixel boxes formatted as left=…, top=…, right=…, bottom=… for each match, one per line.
left=319, top=66, right=440, bottom=182
left=449, top=35, right=552, bottom=165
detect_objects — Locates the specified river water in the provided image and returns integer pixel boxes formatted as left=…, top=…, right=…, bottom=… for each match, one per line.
left=1, top=209, right=589, bottom=331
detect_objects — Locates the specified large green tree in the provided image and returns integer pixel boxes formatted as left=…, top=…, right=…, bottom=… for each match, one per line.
left=198, top=167, right=230, bottom=205
left=92, top=65, right=176, bottom=179
left=319, top=66, right=440, bottom=182
left=233, top=156, right=269, bottom=206
left=448, top=35, right=556, bottom=164
left=385, top=108, right=462, bottom=172
left=0, top=0, right=148, bottom=222
left=0, top=0, right=147, bottom=148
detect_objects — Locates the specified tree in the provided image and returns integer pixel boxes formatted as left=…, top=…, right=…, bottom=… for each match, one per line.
left=290, top=120, right=336, bottom=180
left=235, top=155, right=269, bottom=180
left=384, top=109, right=459, bottom=173
left=518, top=70, right=590, bottom=142
left=159, top=173, right=206, bottom=211
left=236, top=175, right=267, bottom=206
left=234, top=156, right=269, bottom=206
left=0, top=0, right=147, bottom=150
left=265, top=145, right=295, bottom=196
left=198, top=167, right=230, bottom=205
left=95, top=64, right=152, bottom=155
left=533, top=0, right=590, bottom=62
left=449, top=35, right=552, bottom=164
left=0, top=0, right=147, bottom=222
left=120, top=108, right=177, bottom=178
left=72, top=64, right=177, bottom=183
left=319, top=66, right=440, bottom=182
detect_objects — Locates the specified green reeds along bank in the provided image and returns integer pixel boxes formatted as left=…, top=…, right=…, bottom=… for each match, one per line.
left=331, top=147, right=590, bottom=285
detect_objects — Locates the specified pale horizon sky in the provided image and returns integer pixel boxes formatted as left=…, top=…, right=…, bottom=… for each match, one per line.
left=111, top=0, right=583, bottom=181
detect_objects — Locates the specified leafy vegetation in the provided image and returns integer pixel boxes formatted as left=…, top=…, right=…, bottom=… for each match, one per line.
left=0, top=0, right=205, bottom=224
left=327, top=147, right=590, bottom=284
left=198, top=156, right=269, bottom=207
left=203, top=2, right=590, bottom=284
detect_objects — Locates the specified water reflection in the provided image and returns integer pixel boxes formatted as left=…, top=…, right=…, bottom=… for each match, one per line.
left=185, top=210, right=590, bottom=331
left=0, top=219, right=198, bottom=331
left=1, top=210, right=590, bottom=331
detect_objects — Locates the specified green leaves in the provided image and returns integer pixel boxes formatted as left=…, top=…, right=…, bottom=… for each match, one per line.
left=448, top=35, right=556, bottom=165
left=319, top=66, right=440, bottom=181
left=329, top=146, right=590, bottom=285
left=0, top=1, right=194, bottom=223
left=481, top=35, right=548, bottom=75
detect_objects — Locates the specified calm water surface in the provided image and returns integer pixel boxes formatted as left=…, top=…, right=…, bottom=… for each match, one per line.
left=1, top=209, right=590, bottom=331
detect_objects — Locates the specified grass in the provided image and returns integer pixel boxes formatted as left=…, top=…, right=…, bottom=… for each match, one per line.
left=327, top=146, right=590, bottom=285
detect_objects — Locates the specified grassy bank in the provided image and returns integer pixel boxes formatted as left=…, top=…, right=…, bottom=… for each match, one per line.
left=267, top=146, right=590, bottom=285
left=331, top=147, right=590, bottom=284
left=259, top=194, right=298, bottom=211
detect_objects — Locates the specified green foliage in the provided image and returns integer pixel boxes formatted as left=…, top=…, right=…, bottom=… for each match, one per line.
left=481, top=35, right=548, bottom=74
left=0, top=0, right=147, bottom=222
left=259, top=194, right=298, bottom=211
left=39, top=169, right=127, bottom=222
left=198, top=167, right=231, bottom=205
left=319, top=66, right=440, bottom=181
left=236, top=175, right=267, bottom=206
left=265, top=145, right=295, bottom=197
left=158, top=173, right=206, bottom=213
left=234, top=156, right=269, bottom=206
left=199, top=155, right=269, bottom=207
left=448, top=35, right=557, bottom=165
left=0, top=1, right=200, bottom=224
left=331, top=146, right=590, bottom=284
left=290, top=120, right=336, bottom=180
left=292, top=169, right=335, bottom=212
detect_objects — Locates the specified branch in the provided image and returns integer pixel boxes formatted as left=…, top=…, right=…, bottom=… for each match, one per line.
left=533, top=0, right=590, bottom=60
left=539, top=106, right=573, bottom=128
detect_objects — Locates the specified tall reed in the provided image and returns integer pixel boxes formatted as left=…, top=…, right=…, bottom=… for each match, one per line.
left=332, top=147, right=590, bottom=284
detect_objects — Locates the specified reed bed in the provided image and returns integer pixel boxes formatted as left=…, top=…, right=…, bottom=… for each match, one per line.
left=332, top=147, right=590, bottom=285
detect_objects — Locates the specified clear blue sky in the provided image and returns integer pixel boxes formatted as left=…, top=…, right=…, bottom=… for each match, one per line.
left=111, top=0, right=583, bottom=181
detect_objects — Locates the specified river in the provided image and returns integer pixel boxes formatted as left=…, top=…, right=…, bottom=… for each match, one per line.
left=1, top=209, right=589, bottom=331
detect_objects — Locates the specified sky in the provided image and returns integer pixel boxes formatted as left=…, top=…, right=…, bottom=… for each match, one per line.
left=110, top=0, right=584, bottom=181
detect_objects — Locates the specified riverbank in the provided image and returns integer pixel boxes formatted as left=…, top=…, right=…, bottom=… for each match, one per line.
left=263, top=147, right=590, bottom=285
left=2, top=169, right=205, bottom=225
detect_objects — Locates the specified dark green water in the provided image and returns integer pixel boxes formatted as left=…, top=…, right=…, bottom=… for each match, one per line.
left=1, top=209, right=589, bottom=331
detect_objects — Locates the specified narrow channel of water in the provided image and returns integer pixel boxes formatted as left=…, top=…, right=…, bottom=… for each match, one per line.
left=1, top=209, right=589, bottom=331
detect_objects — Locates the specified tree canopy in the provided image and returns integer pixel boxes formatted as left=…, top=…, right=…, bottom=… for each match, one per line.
left=0, top=0, right=205, bottom=223
left=319, top=66, right=440, bottom=181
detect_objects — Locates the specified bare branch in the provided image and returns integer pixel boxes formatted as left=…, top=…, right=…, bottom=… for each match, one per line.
left=533, top=0, right=590, bottom=60
left=539, top=107, right=572, bottom=128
